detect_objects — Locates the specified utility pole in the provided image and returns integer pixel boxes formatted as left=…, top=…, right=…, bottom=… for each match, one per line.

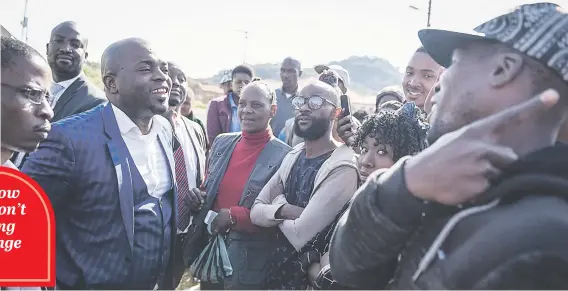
left=20, top=0, right=29, bottom=42
left=426, top=0, right=432, bottom=27
left=409, top=0, right=432, bottom=28
left=236, top=30, right=248, bottom=63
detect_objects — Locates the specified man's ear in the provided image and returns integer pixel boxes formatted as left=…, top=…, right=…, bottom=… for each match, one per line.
left=103, top=74, right=118, bottom=94
left=271, top=104, right=277, bottom=118
left=490, top=52, right=524, bottom=88
left=299, top=70, right=303, bottom=78
left=45, top=43, right=49, bottom=56
left=84, top=51, right=89, bottom=62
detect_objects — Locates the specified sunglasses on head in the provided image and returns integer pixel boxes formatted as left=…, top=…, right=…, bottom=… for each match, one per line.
left=291, top=95, right=337, bottom=110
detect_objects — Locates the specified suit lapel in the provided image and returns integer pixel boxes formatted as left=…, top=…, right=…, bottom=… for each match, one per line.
left=53, top=77, right=85, bottom=120
left=180, top=118, right=206, bottom=186
left=220, top=96, right=232, bottom=133
left=157, top=126, right=177, bottom=223
left=102, top=103, right=135, bottom=252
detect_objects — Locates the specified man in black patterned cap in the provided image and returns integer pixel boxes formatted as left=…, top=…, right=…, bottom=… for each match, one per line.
left=330, top=2, right=568, bottom=290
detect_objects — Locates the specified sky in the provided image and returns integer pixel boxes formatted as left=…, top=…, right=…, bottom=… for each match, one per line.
left=1, top=0, right=567, bottom=78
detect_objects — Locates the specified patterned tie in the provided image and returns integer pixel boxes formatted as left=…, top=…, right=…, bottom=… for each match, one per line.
left=49, top=83, right=65, bottom=108
left=173, top=133, right=191, bottom=231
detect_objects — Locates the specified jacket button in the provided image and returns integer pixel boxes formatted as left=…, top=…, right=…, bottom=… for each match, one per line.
left=125, top=257, right=132, bottom=263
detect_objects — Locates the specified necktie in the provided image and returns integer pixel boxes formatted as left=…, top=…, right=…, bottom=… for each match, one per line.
left=50, top=83, right=65, bottom=107
left=173, top=133, right=191, bottom=231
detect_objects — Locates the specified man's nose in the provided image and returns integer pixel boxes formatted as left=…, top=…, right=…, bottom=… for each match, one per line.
left=58, top=42, right=72, bottom=53
left=38, top=99, right=54, bottom=121
left=409, top=77, right=420, bottom=87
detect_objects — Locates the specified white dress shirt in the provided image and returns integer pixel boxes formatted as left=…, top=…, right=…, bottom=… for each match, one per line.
left=51, top=74, right=81, bottom=108
left=112, top=105, right=171, bottom=198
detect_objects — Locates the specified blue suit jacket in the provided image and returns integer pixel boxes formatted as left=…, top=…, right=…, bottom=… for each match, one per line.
left=22, top=103, right=178, bottom=289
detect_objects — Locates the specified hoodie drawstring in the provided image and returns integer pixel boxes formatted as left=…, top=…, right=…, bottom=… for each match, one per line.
left=412, top=199, right=501, bottom=282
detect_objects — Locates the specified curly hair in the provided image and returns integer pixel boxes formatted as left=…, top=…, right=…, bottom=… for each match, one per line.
left=354, top=102, right=429, bottom=161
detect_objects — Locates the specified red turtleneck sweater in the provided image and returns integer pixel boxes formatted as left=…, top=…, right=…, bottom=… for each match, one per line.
left=213, top=129, right=271, bottom=233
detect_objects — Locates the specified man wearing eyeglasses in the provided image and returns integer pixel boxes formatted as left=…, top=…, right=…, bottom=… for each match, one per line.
left=250, top=81, right=358, bottom=289
left=1, top=36, right=54, bottom=172
left=1, top=37, right=51, bottom=291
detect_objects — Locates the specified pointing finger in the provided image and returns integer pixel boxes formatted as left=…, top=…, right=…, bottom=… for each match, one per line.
left=469, top=89, right=559, bottom=138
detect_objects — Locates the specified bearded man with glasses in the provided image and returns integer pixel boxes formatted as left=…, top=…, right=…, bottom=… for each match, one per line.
left=1, top=36, right=54, bottom=171
left=250, top=81, right=358, bottom=289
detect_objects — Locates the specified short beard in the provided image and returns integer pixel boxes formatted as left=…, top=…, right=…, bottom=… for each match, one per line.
left=294, top=116, right=330, bottom=141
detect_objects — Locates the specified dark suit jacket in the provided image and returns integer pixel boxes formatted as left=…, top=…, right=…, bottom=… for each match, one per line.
left=206, top=94, right=232, bottom=147
left=52, top=75, right=107, bottom=122
left=22, top=103, right=179, bottom=289
left=11, top=75, right=106, bottom=168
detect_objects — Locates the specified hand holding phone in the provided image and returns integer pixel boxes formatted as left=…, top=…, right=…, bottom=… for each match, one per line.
left=340, top=94, right=352, bottom=117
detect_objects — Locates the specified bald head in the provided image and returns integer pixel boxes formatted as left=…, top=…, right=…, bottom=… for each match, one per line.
left=51, top=21, right=88, bottom=47
left=47, top=21, right=88, bottom=82
left=100, top=37, right=171, bottom=120
left=281, top=57, right=302, bottom=91
left=282, top=57, right=301, bottom=70
left=300, top=81, right=340, bottom=106
left=101, top=38, right=152, bottom=77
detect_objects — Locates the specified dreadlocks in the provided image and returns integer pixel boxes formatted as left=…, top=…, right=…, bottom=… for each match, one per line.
left=354, top=102, right=429, bottom=161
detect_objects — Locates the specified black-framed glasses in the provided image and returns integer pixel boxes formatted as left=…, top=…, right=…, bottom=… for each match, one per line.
left=1, top=83, right=51, bottom=105
left=292, top=95, right=337, bottom=110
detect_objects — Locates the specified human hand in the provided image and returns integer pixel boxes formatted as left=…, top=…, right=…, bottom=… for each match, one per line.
left=337, top=112, right=361, bottom=146
left=187, top=188, right=206, bottom=212
left=405, top=89, right=559, bottom=205
left=211, top=208, right=233, bottom=234
left=280, top=204, right=304, bottom=220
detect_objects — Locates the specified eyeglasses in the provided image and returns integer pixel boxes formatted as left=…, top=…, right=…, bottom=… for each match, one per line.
left=1, top=83, right=51, bottom=105
left=291, top=95, right=337, bottom=110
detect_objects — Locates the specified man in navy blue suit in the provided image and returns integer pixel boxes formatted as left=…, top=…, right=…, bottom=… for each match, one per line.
left=23, top=38, right=179, bottom=289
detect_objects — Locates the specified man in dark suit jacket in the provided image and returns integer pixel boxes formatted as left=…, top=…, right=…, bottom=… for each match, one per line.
left=23, top=38, right=180, bottom=289
left=46, top=21, right=106, bottom=121
left=11, top=21, right=105, bottom=168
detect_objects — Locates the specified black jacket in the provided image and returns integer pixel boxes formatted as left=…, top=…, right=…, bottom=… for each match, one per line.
left=51, top=75, right=107, bottom=122
left=330, top=143, right=568, bottom=289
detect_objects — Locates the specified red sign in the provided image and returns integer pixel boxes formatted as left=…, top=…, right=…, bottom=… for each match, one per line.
left=0, top=167, right=55, bottom=287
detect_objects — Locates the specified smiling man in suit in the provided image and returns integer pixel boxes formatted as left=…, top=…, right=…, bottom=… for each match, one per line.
left=46, top=21, right=105, bottom=118
left=11, top=21, right=105, bottom=168
left=23, top=38, right=180, bottom=289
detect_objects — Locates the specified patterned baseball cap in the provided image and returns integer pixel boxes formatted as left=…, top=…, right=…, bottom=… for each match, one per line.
left=418, top=2, right=568, bottom=82
left=219, top=70, right=232, bottom=85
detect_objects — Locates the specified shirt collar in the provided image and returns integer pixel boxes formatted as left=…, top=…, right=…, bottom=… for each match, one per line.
left=228, top=92, right=238, bottom=109
left=111, top=104, right=162, bottom=139
left=57, top=74, right=81, bottom=90
left=3, top=160, right=18, bottom=169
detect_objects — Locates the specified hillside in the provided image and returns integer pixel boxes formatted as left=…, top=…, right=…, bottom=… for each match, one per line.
left=83, top=55, right=402, bottom=106
left=201, top=56, right=402, bottom=99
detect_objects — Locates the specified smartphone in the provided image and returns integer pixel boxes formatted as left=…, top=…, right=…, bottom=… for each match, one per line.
left=340, top=94, right=352, bottom=116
